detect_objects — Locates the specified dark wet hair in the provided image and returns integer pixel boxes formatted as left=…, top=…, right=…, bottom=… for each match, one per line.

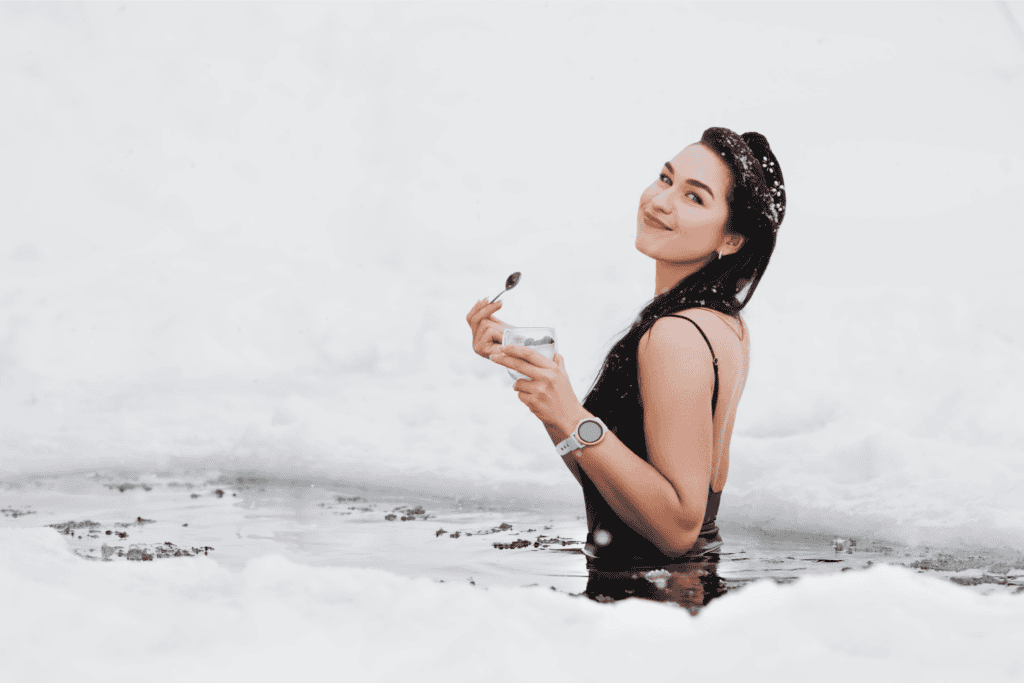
left=649, top=127, right=785, bottom=319
left=584, top=127, right=786, bottom=399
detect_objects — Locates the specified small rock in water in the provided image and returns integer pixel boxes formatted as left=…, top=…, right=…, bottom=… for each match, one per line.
left=126, top=546, right=154, bottom=562
left=833, top=537, right=856, bottom=553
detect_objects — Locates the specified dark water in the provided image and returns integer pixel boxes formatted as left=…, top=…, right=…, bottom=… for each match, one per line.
left=2, top=471, right=1022, bottom=614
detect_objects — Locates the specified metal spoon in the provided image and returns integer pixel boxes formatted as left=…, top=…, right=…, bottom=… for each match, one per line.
left=490, top=272, right=521, bottom=303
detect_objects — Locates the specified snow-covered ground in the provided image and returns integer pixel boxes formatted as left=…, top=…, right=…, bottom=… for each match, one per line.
left=1, top=3, right=1023, bottom=679
left=3, top=527, right=1024, bottom=681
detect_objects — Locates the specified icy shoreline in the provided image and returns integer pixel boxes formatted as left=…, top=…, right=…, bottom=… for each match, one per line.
left=2, top=525, right=1023, bottom=682
left=4, top=471, right=1024, bottom=681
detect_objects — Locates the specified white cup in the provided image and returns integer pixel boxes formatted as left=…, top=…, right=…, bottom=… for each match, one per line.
left=502, top=327, right=557, bottom=381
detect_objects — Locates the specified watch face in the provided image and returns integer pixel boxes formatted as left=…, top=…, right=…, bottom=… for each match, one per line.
left=577, top=419, right=604, bottom=444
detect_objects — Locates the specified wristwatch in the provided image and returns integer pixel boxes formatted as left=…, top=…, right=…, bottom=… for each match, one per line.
left=556, top=416, right=609, bottom=457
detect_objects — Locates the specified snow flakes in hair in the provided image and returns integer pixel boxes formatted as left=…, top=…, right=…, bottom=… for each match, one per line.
left=703, top=128, right=786, bottom=233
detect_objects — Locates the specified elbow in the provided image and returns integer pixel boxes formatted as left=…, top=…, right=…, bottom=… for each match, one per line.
left=653, top=524, right=701, bottom=559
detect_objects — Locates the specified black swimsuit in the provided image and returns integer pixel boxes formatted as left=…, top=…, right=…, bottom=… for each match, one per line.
left=580, top=314, right=725, bottom=572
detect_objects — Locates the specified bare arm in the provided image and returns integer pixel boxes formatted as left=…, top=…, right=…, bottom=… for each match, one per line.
left=569, top=428, right=707, bottom=556
left=560, top=318, right=714, bottom=556
left=487, top=319, right=714, bottom=556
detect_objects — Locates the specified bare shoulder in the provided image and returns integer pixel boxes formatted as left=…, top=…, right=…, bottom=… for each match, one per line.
left=636, top=314, right=717, bottom=433
left=638, top=313, right=718, bottom=382
left=639, top=308, right=748, bottom=366
left=674, top=307, right=744, bottom=337
left=639, top=312, right=706, bottom=349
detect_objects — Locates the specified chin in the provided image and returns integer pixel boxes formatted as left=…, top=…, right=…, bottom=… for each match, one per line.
left=635, top=234, right=656, bottom=259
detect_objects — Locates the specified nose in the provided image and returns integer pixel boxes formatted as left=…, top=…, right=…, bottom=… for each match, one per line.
left=650, top=187, right=673, bottom=215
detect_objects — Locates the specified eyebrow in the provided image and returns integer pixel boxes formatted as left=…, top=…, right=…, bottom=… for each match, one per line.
left=664, top=162, right=715, bottom=200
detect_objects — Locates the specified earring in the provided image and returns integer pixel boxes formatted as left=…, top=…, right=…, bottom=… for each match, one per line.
left=717, top=251, right=723, bottom=259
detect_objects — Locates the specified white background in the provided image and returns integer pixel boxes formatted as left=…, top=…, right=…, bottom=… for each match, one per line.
left=1, top=2, right=1023, bottom=545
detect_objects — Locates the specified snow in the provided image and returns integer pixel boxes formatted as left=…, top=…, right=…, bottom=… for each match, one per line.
left=1, top=528, right=1023, bottom=681
left=1, top=2, right=1024, bottom=678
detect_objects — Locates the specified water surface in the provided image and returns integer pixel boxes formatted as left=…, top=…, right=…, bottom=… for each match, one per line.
left=4, top=471, right=1021, bottom=612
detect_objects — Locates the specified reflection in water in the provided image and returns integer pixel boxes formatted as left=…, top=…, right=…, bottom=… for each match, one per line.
left=583, top=556, right=727, bottom=615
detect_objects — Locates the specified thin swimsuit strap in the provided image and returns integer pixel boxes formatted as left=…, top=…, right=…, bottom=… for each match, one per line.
left=663, top=315, right=719, bottom=417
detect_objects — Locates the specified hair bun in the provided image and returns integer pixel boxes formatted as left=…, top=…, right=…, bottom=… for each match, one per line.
left=742, top=132, right=785, bottom=226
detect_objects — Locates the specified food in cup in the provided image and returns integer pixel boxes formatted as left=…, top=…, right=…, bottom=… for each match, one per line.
left=502, top=328, right=557, bottom=381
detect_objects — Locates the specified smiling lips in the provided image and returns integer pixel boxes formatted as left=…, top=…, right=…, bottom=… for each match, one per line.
left=642, top=210, right=671, bottom=231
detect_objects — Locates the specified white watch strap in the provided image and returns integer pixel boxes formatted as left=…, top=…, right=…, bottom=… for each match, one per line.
left=556, top=433, right=583, bottom=457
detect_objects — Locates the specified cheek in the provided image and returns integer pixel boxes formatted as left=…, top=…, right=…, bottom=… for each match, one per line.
left=638, top=186, right=658, bottom=205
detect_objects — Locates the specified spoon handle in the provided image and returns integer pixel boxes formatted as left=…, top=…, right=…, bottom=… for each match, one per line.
left=489, top=291, right=506, bottom=304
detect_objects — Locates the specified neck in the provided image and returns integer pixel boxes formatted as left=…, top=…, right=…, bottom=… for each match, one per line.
left=654, top=255, right=715, bottom=297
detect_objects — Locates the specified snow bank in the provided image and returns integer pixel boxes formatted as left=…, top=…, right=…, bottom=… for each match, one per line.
left=1, top=528, right=1022, bottom=682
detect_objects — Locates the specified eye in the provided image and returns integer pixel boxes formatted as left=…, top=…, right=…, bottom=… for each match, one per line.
left=686, top=191, right=704, bottom=205
left=658, top=173, right=672, bottom=186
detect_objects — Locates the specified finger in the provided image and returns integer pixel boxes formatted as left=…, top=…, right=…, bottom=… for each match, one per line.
left=483, top=300, right=503, bottom=317
left=480, top=321, right=508, bottom=349
left=469, top=299, right=502, bottom=329
left=498, top=344, right=555, bottom=369
left=475, top=320, right=505, bottom=349
left=514, top=373, right=543, bottom=391
left=467, top=298, right=489, bottom=325
left=469, top=297, right=491, bottom=319
left=486, top=320, right=506, bottom=341
left=489, top=352, right=535, bottom=379
left=478, top=318, right=507, bottom=345
left=470, top=297, right=489, bottom=314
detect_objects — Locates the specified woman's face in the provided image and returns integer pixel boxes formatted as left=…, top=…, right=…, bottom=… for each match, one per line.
left=634, top=142, right=737, bottom=265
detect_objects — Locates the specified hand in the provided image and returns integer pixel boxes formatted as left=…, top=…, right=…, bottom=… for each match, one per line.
left=490, top=346, right=587, bottom=433
left=466, top=298, right=511, bottom=359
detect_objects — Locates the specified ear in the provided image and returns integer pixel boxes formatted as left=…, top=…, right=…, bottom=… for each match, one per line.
left=721, top=233, right=745, bottom=256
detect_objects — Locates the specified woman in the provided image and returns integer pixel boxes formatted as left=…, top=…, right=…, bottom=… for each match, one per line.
left=466, top=127, right=785, bottom=610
